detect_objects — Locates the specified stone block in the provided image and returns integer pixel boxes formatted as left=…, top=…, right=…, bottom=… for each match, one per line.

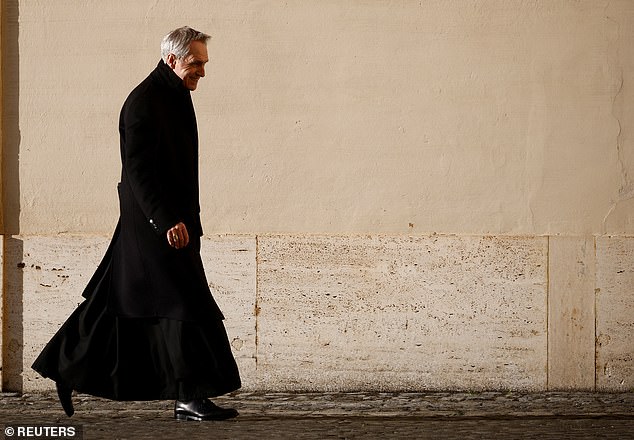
left=547, top=236, right=596, bottom=390
left=3, top=237, right=27, bottom=391
left=20, top=235, right=110, bottom=392
left=596, top=237, right=634, bottom=391
left=201, top=235, right=257, bottom=387
left=256, top=235, right=548, bottom=391
left=0, top=234, right=3, bottom=388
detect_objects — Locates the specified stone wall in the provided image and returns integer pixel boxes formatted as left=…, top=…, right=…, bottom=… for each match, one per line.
left=1, top=234, right=631, bottom=392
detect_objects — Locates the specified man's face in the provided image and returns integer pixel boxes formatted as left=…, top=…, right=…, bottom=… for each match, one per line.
left=167, top=40, right=209, bottom=91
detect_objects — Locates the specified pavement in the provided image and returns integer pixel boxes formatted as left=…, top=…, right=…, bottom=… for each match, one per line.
left=1, top=390, right=633, bottom=439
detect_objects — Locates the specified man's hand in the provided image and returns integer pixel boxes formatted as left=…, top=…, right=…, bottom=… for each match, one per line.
left=167, top=222, right=190, bottom=249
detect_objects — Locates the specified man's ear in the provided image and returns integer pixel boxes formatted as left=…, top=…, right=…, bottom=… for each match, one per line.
left=166, top=53, right=177, bottom=69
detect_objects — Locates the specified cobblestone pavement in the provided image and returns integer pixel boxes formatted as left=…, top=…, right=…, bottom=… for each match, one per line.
left=1, top=391, right=633, bottom=439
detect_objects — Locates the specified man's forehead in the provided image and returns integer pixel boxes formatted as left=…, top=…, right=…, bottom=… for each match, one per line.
left=187, top=53, right=208, bottom=62
left=186, top=42, right=208, bottom=62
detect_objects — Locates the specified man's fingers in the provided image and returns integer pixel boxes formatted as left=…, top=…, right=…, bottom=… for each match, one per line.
left=182, top=226, right=190, bottom=247
left=167, top=229, right=178, bottom=248
left=167, top=222, right=189, bottom=249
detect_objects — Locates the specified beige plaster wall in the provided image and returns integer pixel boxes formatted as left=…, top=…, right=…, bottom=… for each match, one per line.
left=2, top=0, right=633, bottom=236
left=0, top=1, right=3, bottom=233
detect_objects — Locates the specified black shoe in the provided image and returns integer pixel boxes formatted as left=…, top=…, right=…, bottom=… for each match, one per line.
left=56, top=382, right=74, bottom=417
left=174, top=399, right=238, bottom=421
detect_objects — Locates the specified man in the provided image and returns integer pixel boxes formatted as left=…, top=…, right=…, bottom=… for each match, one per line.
left=32, top=26, right=241, bottom=422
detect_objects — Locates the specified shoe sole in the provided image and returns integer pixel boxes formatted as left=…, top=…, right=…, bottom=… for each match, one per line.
left=175, top=412, right=238, bottom=421
left=175, top=414, right=204, bottom=421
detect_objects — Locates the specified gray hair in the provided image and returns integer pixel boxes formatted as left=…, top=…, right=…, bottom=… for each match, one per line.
left=161, top=26, right=210, bottom=62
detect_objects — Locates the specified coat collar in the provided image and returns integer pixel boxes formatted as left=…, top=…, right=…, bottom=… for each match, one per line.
left=152, top=59, right=188, bottom=92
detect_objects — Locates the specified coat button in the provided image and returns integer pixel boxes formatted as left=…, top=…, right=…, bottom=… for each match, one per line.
left=149, top=218, right=159, bottom=232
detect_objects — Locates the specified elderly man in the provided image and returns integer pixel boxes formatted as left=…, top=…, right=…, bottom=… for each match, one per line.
left=33, top=26, right=241, bottom=422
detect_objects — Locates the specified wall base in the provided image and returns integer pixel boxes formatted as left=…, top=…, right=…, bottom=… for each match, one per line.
left=0, top=234, right=631, bottom=392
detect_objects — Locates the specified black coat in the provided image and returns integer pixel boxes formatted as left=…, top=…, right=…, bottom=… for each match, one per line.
left=84, top=60, right=224, bottom=324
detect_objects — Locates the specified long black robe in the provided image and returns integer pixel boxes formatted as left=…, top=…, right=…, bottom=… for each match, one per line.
left=32, top=60, right=241, bottom=400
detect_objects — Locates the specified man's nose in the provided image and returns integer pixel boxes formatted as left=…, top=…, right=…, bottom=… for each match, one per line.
left=198, top=65, right=205, bottom=77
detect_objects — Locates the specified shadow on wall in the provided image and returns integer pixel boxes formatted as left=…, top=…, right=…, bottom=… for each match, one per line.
left=2, top=0, right=24, bottom=392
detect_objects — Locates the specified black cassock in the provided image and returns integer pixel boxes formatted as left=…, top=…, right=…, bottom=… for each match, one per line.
left=32, top=60, right=241, bottom=401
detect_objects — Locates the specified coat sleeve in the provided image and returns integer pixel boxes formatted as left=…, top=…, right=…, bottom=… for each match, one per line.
left=120, top=92, right=180, bottom=236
